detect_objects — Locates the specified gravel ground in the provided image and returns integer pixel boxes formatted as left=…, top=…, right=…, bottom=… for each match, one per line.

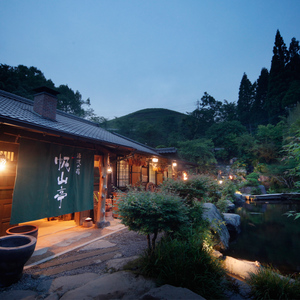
left=0, top=228, right=151, bottom=293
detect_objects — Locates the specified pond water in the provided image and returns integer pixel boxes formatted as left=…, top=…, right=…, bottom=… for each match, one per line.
left=223, top=201, right=300, bottom=275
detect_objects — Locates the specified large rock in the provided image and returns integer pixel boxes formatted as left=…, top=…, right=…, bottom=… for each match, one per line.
left=140, top=284, right=205, bottom=300
left=223, top=213, right=241, bottom=235
left=234, top=192, right=246, bottom=206
left=60, top=271, right=156, bottom=300
left=0, top=290, right=37, bottom=300
left=202, top=203, right=230, bottom=250
left=106, top=256, right=140, bottom=272
left=224, top=200, right=235, bottom=212
left=223, top=256, right=261, bottom=279
left=37, top=273, right=100, bottom=297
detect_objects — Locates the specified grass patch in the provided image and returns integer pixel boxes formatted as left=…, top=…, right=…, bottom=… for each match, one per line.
left=246, top=267, right=300, bottom=299
left=139, top=235, right=227, bottom=299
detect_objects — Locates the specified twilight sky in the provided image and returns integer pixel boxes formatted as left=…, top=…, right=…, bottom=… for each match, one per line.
left=1, top=0, right=300, bottom=120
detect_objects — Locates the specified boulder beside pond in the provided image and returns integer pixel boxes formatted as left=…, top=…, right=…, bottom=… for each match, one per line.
left=202, top=203, right=230, bottom=250
left=223, top=213, right=241, bottom=239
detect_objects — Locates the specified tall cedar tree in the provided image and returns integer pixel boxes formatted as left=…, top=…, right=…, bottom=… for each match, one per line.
left=251, top=68, right=269, bottom=126
left=266, top=30, right=289, bottom=124
left=283, top=37, right=300, bottom=109
left=237, top=73, right=255, bottom=132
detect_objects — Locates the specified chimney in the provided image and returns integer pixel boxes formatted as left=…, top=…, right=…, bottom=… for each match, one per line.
left=33, top=86, right=59, bottom=121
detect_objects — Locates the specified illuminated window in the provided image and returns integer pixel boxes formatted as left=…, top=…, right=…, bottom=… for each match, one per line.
left=0, top=151, right=14, bottom=162
left=131, top=165, right=141, bottom=186
left=117, top=159, right=129, bottom=188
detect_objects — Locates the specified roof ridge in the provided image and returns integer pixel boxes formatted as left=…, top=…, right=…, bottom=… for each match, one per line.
left=0, top=89, right=100, bottom=128
left=111, top=132, right=158, bottom=153
left=0, top=89, right=34, bottom=104
left=56, top=110, right=100, bottom=127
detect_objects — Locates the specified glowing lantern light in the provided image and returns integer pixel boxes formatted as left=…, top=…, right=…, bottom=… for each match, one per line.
left=0, top=153, right=6, bottom=171
left=183, top=172, right=188, bottom=181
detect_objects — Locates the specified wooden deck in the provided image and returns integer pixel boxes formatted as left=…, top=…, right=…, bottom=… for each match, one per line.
left=245, top=193, right=300, bottom=202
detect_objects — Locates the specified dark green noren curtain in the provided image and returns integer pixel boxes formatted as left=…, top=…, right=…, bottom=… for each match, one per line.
left=11, top=138, right=94, bottom=224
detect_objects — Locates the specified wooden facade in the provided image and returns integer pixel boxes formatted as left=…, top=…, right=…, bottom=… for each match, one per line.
left=0, top=88, right=188, bottom=235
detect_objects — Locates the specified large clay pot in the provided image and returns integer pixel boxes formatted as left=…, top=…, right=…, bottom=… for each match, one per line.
left=6, top=224, right=38, bottom=239
left=0, top=235, right=37, bottom=287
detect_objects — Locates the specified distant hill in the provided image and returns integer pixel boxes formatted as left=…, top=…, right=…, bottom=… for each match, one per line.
left=104, top=108, right=187, bottom=147
left=107, top=108, right=187, bottom=128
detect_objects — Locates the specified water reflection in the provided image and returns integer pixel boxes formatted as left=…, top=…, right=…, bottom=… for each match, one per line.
left=223, top=202, right=300, bottom=275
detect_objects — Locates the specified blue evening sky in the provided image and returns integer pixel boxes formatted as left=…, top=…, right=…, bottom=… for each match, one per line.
left=1, top=0, right=300, bottom=119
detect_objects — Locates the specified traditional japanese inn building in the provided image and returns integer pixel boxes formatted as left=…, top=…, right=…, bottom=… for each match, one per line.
left=0, top=87, right=188, bottom=235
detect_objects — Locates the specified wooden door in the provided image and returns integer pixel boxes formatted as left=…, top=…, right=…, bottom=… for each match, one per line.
left=0, top=142, right=18, bottom=236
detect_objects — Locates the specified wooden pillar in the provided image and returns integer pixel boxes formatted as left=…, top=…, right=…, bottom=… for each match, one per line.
left=96, top=153, right=110, bottom=228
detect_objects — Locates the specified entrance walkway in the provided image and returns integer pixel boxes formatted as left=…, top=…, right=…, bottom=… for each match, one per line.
left=24, top=218, right=126, bottom=268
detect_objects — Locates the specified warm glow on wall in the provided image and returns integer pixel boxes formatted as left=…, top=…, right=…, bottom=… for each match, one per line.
left=0, top=153, right=7, bottom=171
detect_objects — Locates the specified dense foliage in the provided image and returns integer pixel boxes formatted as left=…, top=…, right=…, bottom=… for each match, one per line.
left=116, top=177, right=233, bottom=298
left=0, top=64, right=97, bottom=119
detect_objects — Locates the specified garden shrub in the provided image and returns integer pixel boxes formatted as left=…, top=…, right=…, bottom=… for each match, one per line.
left=160, top=174, right=221, bottom=204
left=219, top=179, right=238, bottom=201
left=246, top=267, right=300, bottom=299
left=245, top=172, right=260, bottom=186
left=140, top=233, right=227, bottom=299
left=116, top=189, right=189, bottom=251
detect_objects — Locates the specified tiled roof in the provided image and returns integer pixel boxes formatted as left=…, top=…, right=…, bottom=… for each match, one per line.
left=0, top=90, right=158, bottom=156
left=156, top=147, right=177, bottom=154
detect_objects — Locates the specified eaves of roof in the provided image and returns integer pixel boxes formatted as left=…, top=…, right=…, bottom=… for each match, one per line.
left=0, top=90, right=159, bottom=156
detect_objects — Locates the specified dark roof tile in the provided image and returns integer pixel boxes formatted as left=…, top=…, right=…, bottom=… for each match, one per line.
left=0, top=90, right=158, bottom=156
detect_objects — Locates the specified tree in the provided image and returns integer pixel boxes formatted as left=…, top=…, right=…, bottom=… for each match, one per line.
left=266, top=30, right=289, bottom=123
left=252, top=68, right=269, bottom=126
left=177, top=139, right=216, bottom=172
left=0, top=64, right=55, bottom=99
left=219, top=100, right=238, bottom=122
left=56, top=84, right=87, bottom=117
left=0, top=64, right=99, bottom=119
left=182, top=92, right=223, bottom=139
left=287, top=37, right=300, bottom=82
left=237, top=73, right=255, bottom=131
left=283, top=37, right=300, bottom=109
left=206, top=120, right=247, bottom=161
left=252, top=121, right=286, bottom=164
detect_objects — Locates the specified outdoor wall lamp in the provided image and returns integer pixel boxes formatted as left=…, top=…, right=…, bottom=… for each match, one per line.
left=183, top=171, right=188, bottom=181
left=0, top=152, right=7, bottom=171
left=107, top=154, right=112, bottom=173
left=152, top=158, right=158, bottom=163
left=172, top=162, right=177, bottom=167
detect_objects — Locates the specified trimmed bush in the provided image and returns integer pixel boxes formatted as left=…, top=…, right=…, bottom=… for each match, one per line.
left=116, top=190, right=189, bottom=251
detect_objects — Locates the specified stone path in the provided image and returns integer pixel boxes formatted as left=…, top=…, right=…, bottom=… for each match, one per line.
left=32, top=245, right=120, bottom=276
left=0, top=227, right=250, bottom=299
